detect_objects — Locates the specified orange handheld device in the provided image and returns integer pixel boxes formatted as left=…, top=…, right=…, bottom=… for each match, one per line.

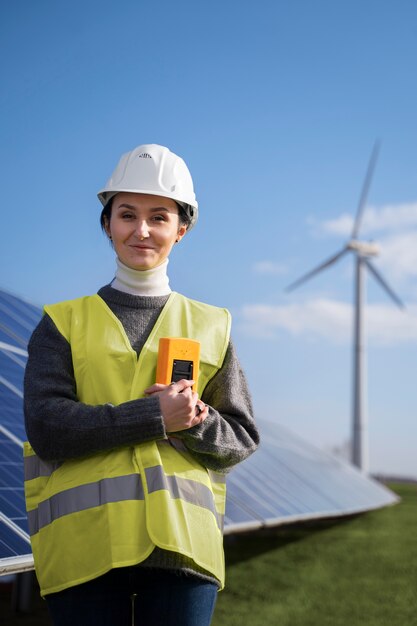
left=156, top=338, right=200, bottom=391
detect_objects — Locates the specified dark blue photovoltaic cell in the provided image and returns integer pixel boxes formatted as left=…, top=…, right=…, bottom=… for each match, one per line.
left=0, top=521, right=31, bottom=558
left=224, top=419, right=398, bottom=532
left=0, top=434, right=27, bottom=537
left=0, top=351, right=26, bottom=388
left=0, top=291, right=41, bottom=338
left=0, top=288, right=42, bottom=562
left=0, top=286, right=399, bottom=571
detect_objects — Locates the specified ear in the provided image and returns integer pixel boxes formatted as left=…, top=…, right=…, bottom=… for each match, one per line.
left=176, top=224, right=187, bottom=243
left=103, top=216, right=111, bottom=239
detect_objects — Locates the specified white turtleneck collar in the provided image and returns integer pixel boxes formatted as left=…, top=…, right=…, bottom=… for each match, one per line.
left=111, top=258, right=171, bottom=296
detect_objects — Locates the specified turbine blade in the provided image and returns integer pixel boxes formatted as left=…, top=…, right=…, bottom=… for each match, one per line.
left=351, top=140, right=381, bottom=240
left=365, top=259, right=405, bottom=310
left=286, top=247, right=348, bottom=292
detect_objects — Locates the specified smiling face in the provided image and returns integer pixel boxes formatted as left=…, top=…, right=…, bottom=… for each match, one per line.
left=104, top=192, right=187, bottom=271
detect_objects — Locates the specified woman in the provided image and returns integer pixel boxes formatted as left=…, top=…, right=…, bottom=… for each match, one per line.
left=24, top=144, right=259, bottom=626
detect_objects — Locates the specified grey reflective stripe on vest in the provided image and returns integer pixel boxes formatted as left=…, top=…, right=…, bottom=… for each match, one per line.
left=24, top=455, right=62, bottom=481
left=27, top=474, right=143, bottom=536
left=208, top=470, right=226, bottom=485
left=145, top=465, right=222, bottom=530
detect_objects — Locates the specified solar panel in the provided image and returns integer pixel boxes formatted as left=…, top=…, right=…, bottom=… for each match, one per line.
left=0, top=289, right=42, bottom=574
left=224, top=419, right=398, bottom=533
left=0, top=287, right=398, bottom=576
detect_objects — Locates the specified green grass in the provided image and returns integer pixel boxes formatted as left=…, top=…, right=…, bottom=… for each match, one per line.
left=213, top=484, right=417, bottom=626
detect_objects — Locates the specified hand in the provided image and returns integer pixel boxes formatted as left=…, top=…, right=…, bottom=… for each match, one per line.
left=144, top=379, right=209, bottom=433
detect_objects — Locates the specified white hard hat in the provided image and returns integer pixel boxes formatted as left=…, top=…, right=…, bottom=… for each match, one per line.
left=98, top=144, right=198, bottom=230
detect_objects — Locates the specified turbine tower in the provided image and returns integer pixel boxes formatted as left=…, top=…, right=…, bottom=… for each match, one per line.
left=286, top=143, right=404, bottom=474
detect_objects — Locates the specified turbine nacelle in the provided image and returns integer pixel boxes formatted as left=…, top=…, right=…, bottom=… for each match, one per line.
left=346, top=240, right=380, bottom=257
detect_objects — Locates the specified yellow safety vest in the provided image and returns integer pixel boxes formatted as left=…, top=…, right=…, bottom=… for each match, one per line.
left=24, top=292, right=231, bottom=596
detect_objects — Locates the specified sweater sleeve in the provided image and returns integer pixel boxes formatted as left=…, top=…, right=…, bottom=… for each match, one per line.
left=24, top=314, right=167, bottom=461
left=173, top=341, right=260, bottom=473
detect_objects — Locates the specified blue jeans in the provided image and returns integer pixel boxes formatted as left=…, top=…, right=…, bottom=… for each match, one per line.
left=45, top=567, right=218, bottom=626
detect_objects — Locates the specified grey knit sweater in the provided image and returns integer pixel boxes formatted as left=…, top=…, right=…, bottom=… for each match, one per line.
left=24, top=285, right=259, bottom=585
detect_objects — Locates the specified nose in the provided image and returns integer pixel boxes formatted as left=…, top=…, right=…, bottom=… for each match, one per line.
left=136, top=220, right=150, bottom=239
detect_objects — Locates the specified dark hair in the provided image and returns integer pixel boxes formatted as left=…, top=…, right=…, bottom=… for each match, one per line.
left=177, top=204, right=192, bottom=229
left=100, top=200, right=113, bottom=233
left=100, top=198, right=191, bottom=232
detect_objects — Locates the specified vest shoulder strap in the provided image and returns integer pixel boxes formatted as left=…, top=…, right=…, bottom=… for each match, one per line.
left=44, top=295, right=99, bottom=343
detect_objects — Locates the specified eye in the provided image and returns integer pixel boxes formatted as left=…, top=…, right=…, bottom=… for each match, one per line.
left=151, top=214, right=167, bottom=222
left=121, top=212, right=135, bottom=220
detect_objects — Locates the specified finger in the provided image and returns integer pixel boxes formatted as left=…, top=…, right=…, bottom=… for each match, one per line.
left=195, top=402, right=205, bottom=417
left=194, top=402, right=208, bottom=422
left=172, top=379, right=195, bottom=393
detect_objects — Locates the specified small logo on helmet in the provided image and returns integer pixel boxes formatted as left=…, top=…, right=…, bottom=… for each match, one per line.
left=138, top=153, right=152, bottom=159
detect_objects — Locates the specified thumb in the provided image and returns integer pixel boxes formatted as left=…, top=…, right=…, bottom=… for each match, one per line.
left=144, top=383, right=169, bottom=395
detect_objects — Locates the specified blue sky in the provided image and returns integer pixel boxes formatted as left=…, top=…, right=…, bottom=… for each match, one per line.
left=1, top=0, right=417, bottom=477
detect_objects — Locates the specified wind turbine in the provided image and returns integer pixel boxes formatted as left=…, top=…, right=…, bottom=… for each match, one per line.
left=286, top=143, right=404, bottom=474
